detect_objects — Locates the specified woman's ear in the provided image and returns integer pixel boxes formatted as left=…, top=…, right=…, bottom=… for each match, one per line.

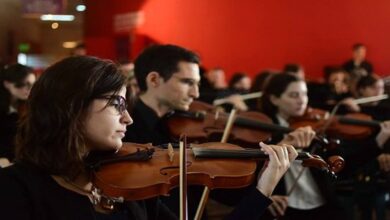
left=3, top=81, right=11, bottom=90
left=269, top=95, right=279, bottom=106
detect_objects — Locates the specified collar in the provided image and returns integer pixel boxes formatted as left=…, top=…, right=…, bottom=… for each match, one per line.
left=276, top=114, right=289, bottom=127
left=133, top=99, right=174, bottom=130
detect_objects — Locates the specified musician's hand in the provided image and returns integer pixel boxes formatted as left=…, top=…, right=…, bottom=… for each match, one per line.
left=280, top=126, right=316, bottom=148
left=340, top=98, right=360, bottom=112
left=376, top=121, right=390, bottom=148
left=377, top=153, right=390, bottom=172
left=267, top=195, right=288, bottom=217
left=0, top=157, right=11, bottom=168
left=256, top=142, right=297, bottom=197
left=224, top=94, right=248, bottom=111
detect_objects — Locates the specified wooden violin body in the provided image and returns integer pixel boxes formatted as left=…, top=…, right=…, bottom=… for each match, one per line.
left=92, top=142, right=257, bottom=201
left=290, top=108, right=379, bottom=140
left=91, top=142, right=344, bottom=201
left=166, top=101, right=285, bottom=146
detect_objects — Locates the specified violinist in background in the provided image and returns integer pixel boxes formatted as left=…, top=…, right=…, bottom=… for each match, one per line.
left=228, top=72, right=251, bottom=94
left=247, top=70, right=274, bottom=111
left=342, top=43, right=373, bottom=76
left=0, top=55, right=298, bottom=220
left=344, top=74, right=390, bottom=220
left=216, top=71, right=252, bottom=111
left=308, top=66, right=359, bottom=114
left=258, top=73, right=390, bottom=220
left=355, top=74, right=390, bottom=120
left=198, top=67, right=249, bottom=111
left=259, top=73, right=343, bottom=220
left=0, top=64, right=36, bottom=165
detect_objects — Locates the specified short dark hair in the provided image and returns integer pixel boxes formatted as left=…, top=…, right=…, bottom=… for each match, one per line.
left=250, top=71, right=275, bottom=93
left=356, top=74, right=380, bottom=91
left=352, top=43, right=365, bottom=51
left=260, top=73, right=301, bottom=118
left=16, top=56, right=126, bottom=179
left=323, top=66, right=347, bottom=82
left=134, top=44, right=200, bottom=91
left=283, top=64, right=301, bottom=74
left=0, top=64, right=33, bottom=115
left=229, top=72, right=248, bottom=89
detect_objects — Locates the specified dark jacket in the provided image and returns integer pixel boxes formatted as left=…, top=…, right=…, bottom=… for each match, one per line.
left=0, top=162, right=177, bottom=220
left=0, top=112, right=19, bottom=161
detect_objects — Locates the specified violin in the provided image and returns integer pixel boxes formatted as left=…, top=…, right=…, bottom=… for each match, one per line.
left=90, top=142, right=344, bottom=204
left=289, top=107, right=380, bottom=140
left=165, top=101, right=336, bottom=148
left=166, top=101, right=286, bottom=145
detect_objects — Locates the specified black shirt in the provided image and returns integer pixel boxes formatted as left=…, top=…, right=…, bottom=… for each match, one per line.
left=0, top=162, right=177, bottom=220
left=0, top=112, right=19, bottom=161
left=124, top=99, right=172, bottom=145
left=342, top=59, right=373, bottom=75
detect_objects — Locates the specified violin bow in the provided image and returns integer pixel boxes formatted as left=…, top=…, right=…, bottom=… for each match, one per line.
left=194, top=108, right=238, bottom=220
left=179, top=135, right=188, bottom=220
left=353, top=94, right=388, bottom=105
left=213, top=92, right=262, bottom=106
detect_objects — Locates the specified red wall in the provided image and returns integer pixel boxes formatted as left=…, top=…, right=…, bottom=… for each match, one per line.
left=85, top=0, right=390, bottom=80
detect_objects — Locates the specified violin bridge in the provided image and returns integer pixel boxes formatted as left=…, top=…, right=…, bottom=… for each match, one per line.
left=167, top=143, right=175, bottom=162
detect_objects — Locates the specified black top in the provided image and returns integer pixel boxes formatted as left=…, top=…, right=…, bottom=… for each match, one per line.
left=0, top=162, right=177, bottom=220
left=123, top=99, right=272, bottom=219
left=124, top=99, right=173, bottom=146
left=0, top=112, right=19, bottom=161
left=342, top=59, right=373, bottom=75
left=307, top=81, right=354, bottom=114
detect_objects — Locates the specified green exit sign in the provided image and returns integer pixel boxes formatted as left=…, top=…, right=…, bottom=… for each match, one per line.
left=18, top=43, right=30, bottom=53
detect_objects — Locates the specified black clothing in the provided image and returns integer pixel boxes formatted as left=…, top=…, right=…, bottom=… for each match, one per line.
left=0, top=112, right=19, bottom=161
left=0, top=162, right=177, bottom=220
left=360, top=99, right=390, bottom=122
left=124, top=99, right=172, bottom=145
left=124, top=99, right=272, bottom=219
left=342, top=59, right=373, bottom=75
left=307, top=81, right=354, bottom=114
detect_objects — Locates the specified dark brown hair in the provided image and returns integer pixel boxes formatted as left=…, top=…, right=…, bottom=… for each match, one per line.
left=16, top=56, right=126, bottom=179
left=0, top=64, right=33, bottom=115
left=260, top=73, right=302, bottom=118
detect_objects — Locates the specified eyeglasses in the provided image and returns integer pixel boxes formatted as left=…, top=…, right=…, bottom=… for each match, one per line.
left=14, top=82, right=33, bottom=89
left=97, top=95, right=128, bottom=115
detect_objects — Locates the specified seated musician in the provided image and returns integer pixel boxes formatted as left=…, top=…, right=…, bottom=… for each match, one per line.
left=0, top=56, right=298, bottom=220
left=123, top=44, right=324, bottom=218
left=342, top=74, right=390, bottom=220
left=257, top=73, right=390, bottom=220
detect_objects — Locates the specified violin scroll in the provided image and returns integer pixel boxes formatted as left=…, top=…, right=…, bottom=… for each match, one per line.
left=327, top=155, right=345, bottom=174
left=300, top=154, right=345, bottom=177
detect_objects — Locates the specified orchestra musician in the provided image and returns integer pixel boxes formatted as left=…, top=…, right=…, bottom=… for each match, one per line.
left=0, top=55, right=298, bottom=220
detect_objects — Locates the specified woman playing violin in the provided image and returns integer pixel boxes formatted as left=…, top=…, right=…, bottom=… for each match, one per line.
left=0, top=56, right=298, bottom=220
left=259, top=73, right=390, bottom=220
left=259, top=73, right=338, bottom=220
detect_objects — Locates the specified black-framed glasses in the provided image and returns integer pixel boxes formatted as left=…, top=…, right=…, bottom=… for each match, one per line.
left=97, top=95, right=128, bottom=115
